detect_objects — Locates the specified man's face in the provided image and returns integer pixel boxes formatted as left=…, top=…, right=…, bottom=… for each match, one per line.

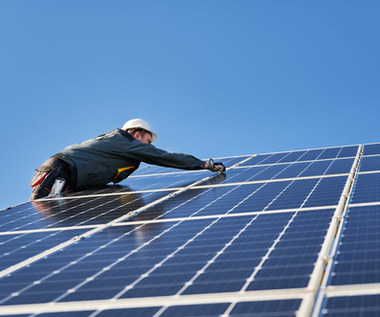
left=135, top=131, right=152, bottom=144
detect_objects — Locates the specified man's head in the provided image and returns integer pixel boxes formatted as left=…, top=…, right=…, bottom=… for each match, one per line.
left=127, top=127, right=153, bottom=144
left=122, top=119, right=157, bottom=143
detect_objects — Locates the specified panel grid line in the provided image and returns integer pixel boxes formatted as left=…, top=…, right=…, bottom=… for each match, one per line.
left=0, top=289, right=308, bottom=316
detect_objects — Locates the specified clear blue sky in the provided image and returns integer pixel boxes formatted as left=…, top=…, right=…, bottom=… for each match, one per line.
left=1, top=1, right=379, bottom=210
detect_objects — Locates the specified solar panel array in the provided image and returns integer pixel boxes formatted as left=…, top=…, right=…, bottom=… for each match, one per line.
left=0, top=143, right=379, bottom=316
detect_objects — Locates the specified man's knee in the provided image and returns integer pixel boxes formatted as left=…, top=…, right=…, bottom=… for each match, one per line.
left=30, top=156, right=72, bottom=200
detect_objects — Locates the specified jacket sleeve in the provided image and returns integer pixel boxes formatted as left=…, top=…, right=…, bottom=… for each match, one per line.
left=122, top=140, right=206, bottom=170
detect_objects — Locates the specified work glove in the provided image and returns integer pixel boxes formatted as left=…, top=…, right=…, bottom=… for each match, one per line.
left=207, top=159, right=226, bottom=173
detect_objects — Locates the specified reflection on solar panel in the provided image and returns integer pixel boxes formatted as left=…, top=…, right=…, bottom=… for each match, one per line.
left=1, top=144, right=380, bottom=316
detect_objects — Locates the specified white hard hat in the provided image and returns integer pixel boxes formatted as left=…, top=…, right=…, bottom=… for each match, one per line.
left=122, top=118, right=157, bottom=142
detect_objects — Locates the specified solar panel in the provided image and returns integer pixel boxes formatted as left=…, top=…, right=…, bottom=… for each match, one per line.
left=2, top=143, right=380, bottom=316
left=312, top=143, right=380, bottom=316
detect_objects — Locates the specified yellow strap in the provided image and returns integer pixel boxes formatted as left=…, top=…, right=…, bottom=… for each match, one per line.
left=113, top=166, right=135, bottom=183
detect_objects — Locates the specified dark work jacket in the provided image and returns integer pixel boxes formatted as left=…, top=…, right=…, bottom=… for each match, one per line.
left=57, top=129, right=205, bottom=189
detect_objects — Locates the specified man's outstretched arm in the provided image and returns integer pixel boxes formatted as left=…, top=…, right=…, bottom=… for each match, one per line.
left=122, top=141, right=225, bottom=172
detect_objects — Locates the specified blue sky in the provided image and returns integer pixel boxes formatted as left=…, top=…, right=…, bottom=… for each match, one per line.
left=1, top=1, right=379, bottom=210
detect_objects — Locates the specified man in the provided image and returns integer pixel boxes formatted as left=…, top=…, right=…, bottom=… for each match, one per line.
left=30, top=119, right=226, bottom=200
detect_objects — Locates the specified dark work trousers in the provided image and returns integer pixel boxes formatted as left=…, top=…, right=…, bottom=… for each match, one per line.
left=30, top=156, right=73, bottom=200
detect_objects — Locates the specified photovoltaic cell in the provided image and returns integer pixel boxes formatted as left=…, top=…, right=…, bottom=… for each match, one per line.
left=350, top=173, right=380, bottom=204
left=265, top=178, right=318, bottom=211
left=322, top=148, right=347, bottom=160
left=337, top=145, right=358, bottom=158
left=359, top=155, right=380, bottom=172
left=229, top=299, right=301, bottom=316
left=239, top=153, right=274, bottom=166
left=297, top=161, right=332, bottom=177
left=328, top=205, right=380, bottom=286
left=303, top=176, right=347, bottom=208
left=322, top=294, right=380, bottom=317
left=245, top=164, right=292, bottom=181
left=257, top=152, right=293, bottom=165
left=279, top=162, right=319, bottom=179
left=277, top=150, right=308, bottom=163
left=299, top=149, right=325, bottom=161
left=363, top=143, right=380, bottom=156
left=325, top=158, right=354, bottom=175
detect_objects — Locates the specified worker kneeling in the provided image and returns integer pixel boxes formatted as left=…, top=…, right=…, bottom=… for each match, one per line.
left=30, top=119, right=226, bottom=200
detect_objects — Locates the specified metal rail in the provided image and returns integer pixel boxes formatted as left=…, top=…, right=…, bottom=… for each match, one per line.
left=297, top=145, right=363, bottom=316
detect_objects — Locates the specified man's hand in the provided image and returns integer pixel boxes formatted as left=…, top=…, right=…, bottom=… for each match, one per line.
left=206, top=159, right=226, bottom=173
